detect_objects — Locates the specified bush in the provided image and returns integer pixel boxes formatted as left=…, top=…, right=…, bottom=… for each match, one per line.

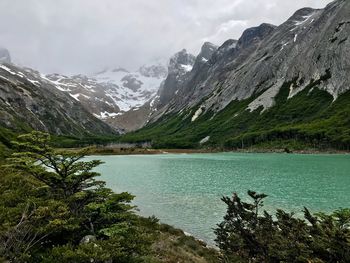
left=215, top=191, right=350, bottom=262
left=0, top=131, right=153, bottom=262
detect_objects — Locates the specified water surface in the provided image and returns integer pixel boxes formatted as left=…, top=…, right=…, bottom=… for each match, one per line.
left=91, top=153, right=350, bottom=244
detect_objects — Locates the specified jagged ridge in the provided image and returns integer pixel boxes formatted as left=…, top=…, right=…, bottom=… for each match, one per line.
left=123, top=0, right=350, bottom=150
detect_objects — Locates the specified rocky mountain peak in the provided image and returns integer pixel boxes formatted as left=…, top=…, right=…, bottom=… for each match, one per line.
left=210, top=39, right=238, bottom=64
left=191, top=42, right=218, bottom=73
left=0, top=48, right=11, bottom=64
left=198, top=42, right=218, bottom=62
left=169, top=49, right=196, bottom=73
left=237, top=23, right=276, bottom=49
left=283, top=7, right=319, bottom=28
left=149, top=0, right=350, bottom=126
left=290, top=7, right=318, bottom=20
left=155, top=50, right=195, bottom=108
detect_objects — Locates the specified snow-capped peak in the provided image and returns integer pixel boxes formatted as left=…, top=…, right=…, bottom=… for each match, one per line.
left=46, top=62, right=168, bottom=117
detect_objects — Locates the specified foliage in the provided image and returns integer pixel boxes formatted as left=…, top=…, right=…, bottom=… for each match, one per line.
left=0, top=131, right=218, bottom=262
left=215, top=191, right=350, bottom=263
left=0, top=131, right=151, bottom=262
left=121, top=85, right=350, bottom=151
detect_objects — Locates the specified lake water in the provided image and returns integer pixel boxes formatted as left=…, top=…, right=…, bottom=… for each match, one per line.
left=91, top=153, right=350, bottom=244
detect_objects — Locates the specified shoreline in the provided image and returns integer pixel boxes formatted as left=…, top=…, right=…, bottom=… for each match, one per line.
left=69, top=146, right=350, bottom=156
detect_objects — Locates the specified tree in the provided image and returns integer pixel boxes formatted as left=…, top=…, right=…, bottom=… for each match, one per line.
left=215, top=191, right=350, bottom=263
left=1, top=131, right=152, bottom=262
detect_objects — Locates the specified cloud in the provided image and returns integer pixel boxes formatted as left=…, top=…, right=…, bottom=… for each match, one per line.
left=0, top=0, right=332, bottom=74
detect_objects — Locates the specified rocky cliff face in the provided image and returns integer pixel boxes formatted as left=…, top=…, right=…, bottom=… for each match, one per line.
left=152, top=0, right=350, bottom=122
left=0, top=63, right=117, bottom=136
left=122, top=0, right=350, bottom=150
left=155, top=49, right=196, bottom=109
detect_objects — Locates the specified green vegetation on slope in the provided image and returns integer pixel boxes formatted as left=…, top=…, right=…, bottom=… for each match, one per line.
left=0, top=125, right=119, bottom=156
left=122, top=82, right=350, bottom=151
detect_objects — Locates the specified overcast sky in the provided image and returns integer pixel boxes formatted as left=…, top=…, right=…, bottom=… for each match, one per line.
left=0, top=0, right=332, bottom=74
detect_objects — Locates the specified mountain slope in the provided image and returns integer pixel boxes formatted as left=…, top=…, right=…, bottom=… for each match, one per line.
left=45, top=63, right=167, bottom=132
left=123, top=0, right=350, bottom=150
left=0, top=63, right=117, bottom=138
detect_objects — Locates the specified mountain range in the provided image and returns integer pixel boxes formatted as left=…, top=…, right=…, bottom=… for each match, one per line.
left=124, top=0, right=350, bottom=150
left=0, top=62, right=116, bottom=138
left=1, top=0, right=349, bottom=150
left=45, top=62, right=167, bottom=132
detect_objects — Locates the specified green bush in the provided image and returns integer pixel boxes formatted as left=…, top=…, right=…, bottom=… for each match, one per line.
left=215, top=191, right=350, bottom=262
left=0, top=131, right=152, bottom=262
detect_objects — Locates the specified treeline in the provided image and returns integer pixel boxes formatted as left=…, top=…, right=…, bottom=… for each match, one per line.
left=224, top=126, right=350, bottom=151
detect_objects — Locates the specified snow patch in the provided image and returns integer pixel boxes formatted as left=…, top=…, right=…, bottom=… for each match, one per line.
left=191, top=107, right=203, bottom=122
left=181, top=64, right=193, bottom=72
left=0, top=64, right=25, bottom=78
left=150, top=95, right=159, bottom=108
left=27, top=79, right=40, bottom=86
left=280, top=42, right=289, bottom=51
left=80, top=94, right=91, bottom=99
left=228, top=42, right=237, bottom=49
left=0, top=75, right=12, bottom=82
left=295, top=14, right=314, bottom=26
left=69, top=93, right=80, bottom=101
left=94, top=69, right=165, bottom=111
left=94, top=111, right=121, bottom=119
left=294, top=34, right=298, bottom=42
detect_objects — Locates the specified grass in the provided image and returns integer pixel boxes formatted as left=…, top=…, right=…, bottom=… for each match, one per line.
left=149, top=222, right=219, bottom=263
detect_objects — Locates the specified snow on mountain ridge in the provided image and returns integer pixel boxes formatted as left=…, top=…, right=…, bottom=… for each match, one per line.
left=45, top=63, right=167, bottom=122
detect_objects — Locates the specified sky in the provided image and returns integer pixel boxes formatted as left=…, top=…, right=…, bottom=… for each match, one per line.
left=0, top=0, right=332, bottom=75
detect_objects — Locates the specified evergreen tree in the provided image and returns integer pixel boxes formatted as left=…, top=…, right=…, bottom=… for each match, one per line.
left=215, top=191, right=350, bottom=263
left=1, top=131, right=152, bottom=262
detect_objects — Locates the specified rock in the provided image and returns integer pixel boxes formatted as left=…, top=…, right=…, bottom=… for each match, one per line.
left=200, top=136, right=210, bottom=144
left=150, top=0, right=350, bottom=121
left=0, top=63, right=118, bottom=136
left=156, top=49, right=196, bottom=108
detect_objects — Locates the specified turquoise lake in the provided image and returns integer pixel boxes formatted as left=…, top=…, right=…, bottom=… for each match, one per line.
left=91, top=153, right=350, bottom=244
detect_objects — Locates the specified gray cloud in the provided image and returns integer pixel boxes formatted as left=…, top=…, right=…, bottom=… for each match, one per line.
left=0, top=0, right=332, bottom=74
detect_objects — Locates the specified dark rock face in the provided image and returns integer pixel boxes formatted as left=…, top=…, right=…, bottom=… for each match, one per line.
left=121, top=75, right=143, bottom=92
left=150, top=0, right=350, bottom=123
left=236, top=23, right=276, bottom=49
left=0, top=48, right=11, bottom=63
left=192, top=42, right=218, bottom=70
left=0, top=63, right=117, bottom=136
left=156, top=49, right=196, bottom=108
